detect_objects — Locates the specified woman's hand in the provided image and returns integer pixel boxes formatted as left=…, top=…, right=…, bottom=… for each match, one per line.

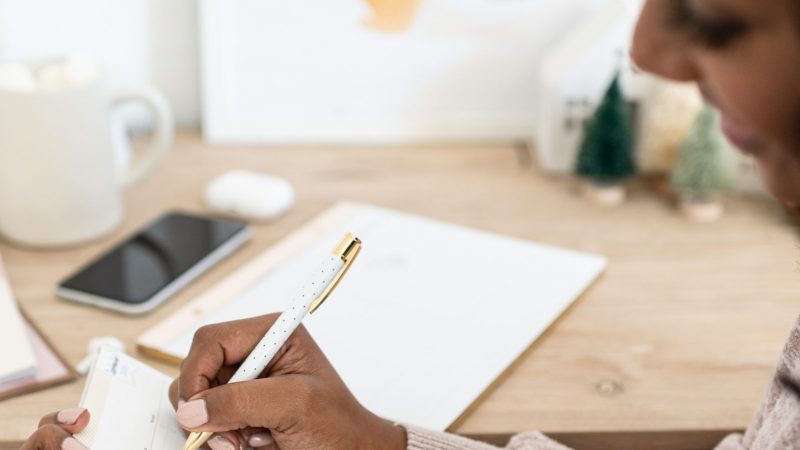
left=20, top=408, right=90, bottom=450
left=169, top=314, right=406, bottom=450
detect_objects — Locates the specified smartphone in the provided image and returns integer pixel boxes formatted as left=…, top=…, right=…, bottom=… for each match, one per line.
left=57, top=211, right=250, bottom=315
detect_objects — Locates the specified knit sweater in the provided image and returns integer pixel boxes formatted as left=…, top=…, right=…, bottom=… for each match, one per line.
left=405, top=316, right=800, bottom=449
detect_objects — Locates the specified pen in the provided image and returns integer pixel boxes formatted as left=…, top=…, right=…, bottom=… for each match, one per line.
left=182, top=232, right=362, bottom=450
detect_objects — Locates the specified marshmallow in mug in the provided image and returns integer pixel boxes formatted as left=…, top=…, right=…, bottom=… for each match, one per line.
left=0, top=57, right=174, bottom=247
left=0, top=56, right=99, bottom=92
left=0, top=64, right=36, bottom=92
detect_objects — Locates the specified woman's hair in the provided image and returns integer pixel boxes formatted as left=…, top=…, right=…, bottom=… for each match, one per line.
left=795, top=0, right=800, bottom=29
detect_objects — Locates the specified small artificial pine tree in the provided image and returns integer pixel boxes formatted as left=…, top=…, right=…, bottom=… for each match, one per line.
left=574, top=73, right=636, bottom=186
left=671, top=104, right=736, bottom=203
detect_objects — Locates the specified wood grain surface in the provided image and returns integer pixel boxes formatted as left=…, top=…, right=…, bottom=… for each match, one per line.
left=0, top=133, right=797, bottom=450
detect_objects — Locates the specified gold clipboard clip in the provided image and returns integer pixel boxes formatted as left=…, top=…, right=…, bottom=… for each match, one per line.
left=308, top=232, right=362, bottom=314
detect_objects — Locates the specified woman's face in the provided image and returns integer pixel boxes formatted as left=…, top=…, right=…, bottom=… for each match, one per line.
left=632, top=0, right=800, bottom=205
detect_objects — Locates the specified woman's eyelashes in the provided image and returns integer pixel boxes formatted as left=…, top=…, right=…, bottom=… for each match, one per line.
left=666, top=0, right=748, bottom=48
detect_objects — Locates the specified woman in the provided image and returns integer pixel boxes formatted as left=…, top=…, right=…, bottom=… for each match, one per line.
left=21, top=0, right=800, bottom=448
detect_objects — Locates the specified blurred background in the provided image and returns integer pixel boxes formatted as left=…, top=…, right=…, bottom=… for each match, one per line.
left=1, top=3, right=798, bottom=449
left=0, top=0, right=200, bottom=127
left=0, top=0, right=764, bottom=190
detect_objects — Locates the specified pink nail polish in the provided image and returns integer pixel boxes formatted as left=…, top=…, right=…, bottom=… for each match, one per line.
left=61, top=437, right=89, bottom=450
left=57, top=408, right=86, bottom=425
left=176, top=399, right=208, bottom=428
left=207, top=435, right=236, bottom=450
left=248, top=432, right=274, bottom=447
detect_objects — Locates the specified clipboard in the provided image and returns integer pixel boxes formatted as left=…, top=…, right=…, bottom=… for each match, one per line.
left=136, top=201, right=607, bottom=430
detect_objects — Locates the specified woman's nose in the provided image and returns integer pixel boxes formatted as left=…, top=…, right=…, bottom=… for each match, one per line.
left=630, top=1, right=699, bottom=83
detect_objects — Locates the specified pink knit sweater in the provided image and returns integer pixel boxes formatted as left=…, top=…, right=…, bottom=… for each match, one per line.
left=405, top=316, right=800, bottom=449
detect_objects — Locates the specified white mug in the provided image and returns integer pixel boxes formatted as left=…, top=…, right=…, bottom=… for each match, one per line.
left=0, top=76, right=173, bottom=247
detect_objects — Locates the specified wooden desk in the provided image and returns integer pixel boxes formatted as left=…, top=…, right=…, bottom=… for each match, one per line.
left=1, top=133, right=797, bottom=450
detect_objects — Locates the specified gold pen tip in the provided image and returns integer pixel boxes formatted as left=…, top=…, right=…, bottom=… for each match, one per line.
left=183, top=431, right=213, bottom=450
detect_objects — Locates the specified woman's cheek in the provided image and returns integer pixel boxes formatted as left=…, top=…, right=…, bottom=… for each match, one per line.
left=703, top=61, right=778, bottom=135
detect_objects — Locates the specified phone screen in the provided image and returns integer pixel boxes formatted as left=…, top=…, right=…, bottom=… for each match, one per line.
left=60, top=212, right=246, bottom=305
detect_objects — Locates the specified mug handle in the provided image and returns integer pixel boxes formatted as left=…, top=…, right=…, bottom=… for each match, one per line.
left=110, top=87, right=174, bottom=188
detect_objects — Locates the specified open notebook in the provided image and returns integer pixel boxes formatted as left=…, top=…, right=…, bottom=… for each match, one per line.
left=139, top=203, right=606, bottom=430
left=76, top=347, right=185, bottom=450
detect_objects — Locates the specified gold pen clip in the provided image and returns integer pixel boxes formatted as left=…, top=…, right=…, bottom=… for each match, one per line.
left=308, top=232, right=362, bottom=314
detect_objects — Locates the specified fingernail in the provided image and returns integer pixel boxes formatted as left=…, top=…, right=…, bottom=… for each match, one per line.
left=208, top=435, right=236, bottom=450
left=176, top=399, right=208, bottom=428
left=62, top=437, right=89, bottom=450
left=57, top=408, right=86, bottom=425
left=248, top=432, right=274, bottom=447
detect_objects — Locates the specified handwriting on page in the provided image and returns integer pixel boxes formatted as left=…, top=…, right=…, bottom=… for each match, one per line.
left=76, top=347, right=185, bottom=450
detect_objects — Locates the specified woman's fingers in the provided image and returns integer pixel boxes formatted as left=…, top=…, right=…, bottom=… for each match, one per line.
left=205, top=431, right=245, bottom=450
left=170, top=380, right=273, bottom=450
left=37, top=408, right=91, bottom=435
left=212, top=428, right=275, bottom=450
left=240, top=427, right=275, bottom=448
left=19, top=424, right=89, bottom=450
left=177, top=375, right=313, bottom=433
left=213, top=365, right=238, bottom=386
left=201, top=429, right=276, bottom=450
left=23, top=409, right=91, bottom=450
left=169, top=366, right=238, bottom=410
left=179, top=315, right=281, bottom=401
left=170, top=374, right=275, bottom=449
left=169, top=378, right=180, bottom=408
left=174, top=314, right=338, bottom=448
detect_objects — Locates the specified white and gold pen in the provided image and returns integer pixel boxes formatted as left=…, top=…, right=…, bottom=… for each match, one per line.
left=182, top=233, right=362, bottom=450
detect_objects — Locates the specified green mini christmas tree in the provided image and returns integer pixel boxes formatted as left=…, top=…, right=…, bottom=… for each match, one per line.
left=671, top=104, right=736, bottom=203
left=574, top=74, right=637, bottom=187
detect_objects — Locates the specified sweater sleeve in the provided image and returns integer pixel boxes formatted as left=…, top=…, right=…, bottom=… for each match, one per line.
left=713, top=434, right=746, bottom=450
left=403, top=425, right=572, bottom=450
left=730, top=315, right=800, bottom=449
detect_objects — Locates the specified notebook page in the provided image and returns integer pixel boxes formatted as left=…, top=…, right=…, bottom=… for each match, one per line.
left=0, top=255, right=36, bottom=382
left=75, top=347, right=185, bottom=450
